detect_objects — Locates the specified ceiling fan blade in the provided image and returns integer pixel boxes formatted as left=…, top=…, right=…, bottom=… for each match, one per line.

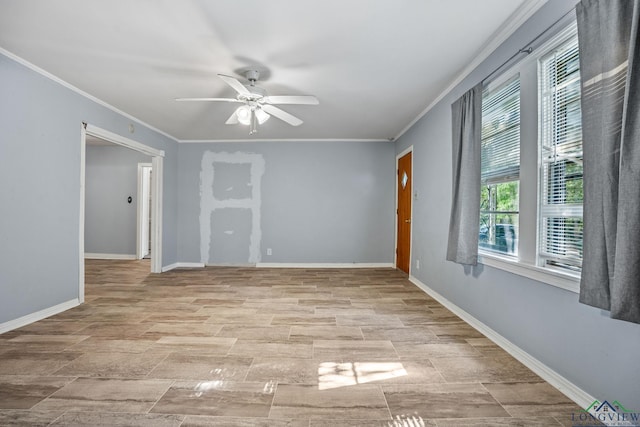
left=218, top=74, right=251, bottom=96
left=175, top=97, right=242, bottom=102
left=263, top=95, right=319, bottom=105
left=262, top=104, right=303, bottom=126
left=225, top=110, right=239, bottom=125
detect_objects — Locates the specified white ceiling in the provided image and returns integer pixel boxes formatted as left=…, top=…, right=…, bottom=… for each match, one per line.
left=0, top=0, right=541, bottom=142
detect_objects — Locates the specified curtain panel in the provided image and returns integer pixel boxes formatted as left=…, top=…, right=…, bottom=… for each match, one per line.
left=577, top=0, right=640, bottom=323
left=446, top=83, right=482, bottom=265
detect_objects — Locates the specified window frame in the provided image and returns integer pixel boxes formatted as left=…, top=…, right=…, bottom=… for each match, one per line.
left=477, top=21, right=581, bottom=293
left=537, top=30, right=583, bottom=274
left=479, top=75, right=522, bottom=258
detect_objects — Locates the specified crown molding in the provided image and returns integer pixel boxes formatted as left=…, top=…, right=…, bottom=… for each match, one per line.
left=178, top=138, right=390, bottom=144
left=0, top=47, right=180, bottom=143
left=393, top=0, right=548, bottom=141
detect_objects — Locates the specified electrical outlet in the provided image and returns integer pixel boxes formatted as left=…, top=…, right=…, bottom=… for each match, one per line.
left=416, top=259, right=420, bottom=269
left=267, top=248, right=272, bottom=256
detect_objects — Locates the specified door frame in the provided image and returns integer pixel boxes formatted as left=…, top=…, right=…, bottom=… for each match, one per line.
left=137, top=163, right=153, bottom=259
left=395, top=145, right=414, bottom=274
left=79, top=123, right=165, bottom=302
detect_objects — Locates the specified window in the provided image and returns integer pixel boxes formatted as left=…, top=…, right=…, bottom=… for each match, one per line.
left=480, top=76, right=521, bottom=256
left=476, top=22, right=583, bottom=291
left=538, top=33, right=583, bottom=273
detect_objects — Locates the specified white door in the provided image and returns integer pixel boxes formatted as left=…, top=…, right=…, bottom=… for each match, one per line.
left=138, top=163, right=152, bottom=259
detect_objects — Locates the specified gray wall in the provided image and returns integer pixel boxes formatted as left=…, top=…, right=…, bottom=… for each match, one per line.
left=178, top=141, right=395, bottom=265
left=0, top=53, right=178, bottom=324
left=395, top=0, right=640, bottom=407
left=85, top=145, right=150, bottom=255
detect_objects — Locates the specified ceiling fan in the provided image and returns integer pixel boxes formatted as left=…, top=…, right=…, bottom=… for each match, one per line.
left=176, top=70, right=319, bottom=135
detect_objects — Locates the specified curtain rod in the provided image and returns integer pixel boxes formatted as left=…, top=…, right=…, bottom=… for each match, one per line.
left=482, top=6, right=576, bottom=84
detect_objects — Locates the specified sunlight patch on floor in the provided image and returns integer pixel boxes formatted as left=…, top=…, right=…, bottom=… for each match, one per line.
left=318, top=361, right=407, bottom=390
left=387, top=414, right=426, bottom=427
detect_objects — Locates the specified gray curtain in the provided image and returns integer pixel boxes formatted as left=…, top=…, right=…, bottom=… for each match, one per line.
left=446, top=83, right=482, bottom=265
left=577, top=0, right=640, bottom=323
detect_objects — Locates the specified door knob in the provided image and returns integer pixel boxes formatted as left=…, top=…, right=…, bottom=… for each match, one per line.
left=405, top=219, right=411, bottom=223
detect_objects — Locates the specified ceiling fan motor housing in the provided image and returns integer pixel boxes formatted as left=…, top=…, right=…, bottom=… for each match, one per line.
left=245, top=69, right=260, bottom=83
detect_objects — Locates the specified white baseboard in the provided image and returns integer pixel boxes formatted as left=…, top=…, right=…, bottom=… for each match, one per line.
left=162, top=262, right=205, bottom=272
left=205, top=263, right=256, bottom=267
left=84, top=253, right=137, bottom=260
left=255, top=263, right=394, bottom=269
left=0, top=299, right=80, bottom=334
left=408, top=275, right=595, bottom=409
left=163, top=262, right=394, bottom=271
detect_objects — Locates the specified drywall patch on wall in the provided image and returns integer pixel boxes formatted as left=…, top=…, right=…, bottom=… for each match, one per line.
left=199, top=151, right=265, bottom=264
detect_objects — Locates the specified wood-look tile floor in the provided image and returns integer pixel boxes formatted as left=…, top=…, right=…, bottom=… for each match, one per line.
left=0, top=260, right=583, bottom=426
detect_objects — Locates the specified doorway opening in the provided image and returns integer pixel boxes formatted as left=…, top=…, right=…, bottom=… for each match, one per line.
left=79, top=123, right=165, bottom=303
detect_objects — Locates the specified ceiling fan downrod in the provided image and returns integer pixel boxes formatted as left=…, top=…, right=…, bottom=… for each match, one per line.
left=249, top=109, right=258, bottom=135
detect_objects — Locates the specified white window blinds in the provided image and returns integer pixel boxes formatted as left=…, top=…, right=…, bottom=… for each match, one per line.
left=481, top=76, right=521, bottom=183
left=480, top=76, right=520, bottom=256
left=539, top=30, right=583, bottom=272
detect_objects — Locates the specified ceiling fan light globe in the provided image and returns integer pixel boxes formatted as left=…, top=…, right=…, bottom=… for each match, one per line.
left=235, top=105, right=252, bottom=125
left=255, top=108, right=270, bottom=124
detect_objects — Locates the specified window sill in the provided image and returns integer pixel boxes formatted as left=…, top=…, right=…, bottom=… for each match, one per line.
left=477, top=252, right=580, bottom=293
